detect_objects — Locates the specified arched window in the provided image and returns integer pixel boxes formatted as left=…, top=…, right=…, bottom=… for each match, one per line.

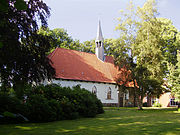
left=96, top=42, right=99, bottom=47
left=92, top=86, right=97, bottom=95
left=99, top=41, right=101, bottom=47
left=107, top=87, right=111, bottom=99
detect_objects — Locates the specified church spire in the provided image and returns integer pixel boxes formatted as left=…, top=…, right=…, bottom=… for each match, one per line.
left=95, top=20, right=105, bottom=61
left=96, top=20, right=103, bottom=41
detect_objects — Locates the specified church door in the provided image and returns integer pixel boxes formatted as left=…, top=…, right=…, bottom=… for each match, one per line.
left=119, top=97, right=123, bottom=107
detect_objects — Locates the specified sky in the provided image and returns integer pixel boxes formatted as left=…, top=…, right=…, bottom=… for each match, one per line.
left=43, top=0, right=180, bottom=42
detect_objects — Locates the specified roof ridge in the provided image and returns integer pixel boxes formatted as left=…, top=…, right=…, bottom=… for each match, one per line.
left=58, top=47, right=96, bottom=56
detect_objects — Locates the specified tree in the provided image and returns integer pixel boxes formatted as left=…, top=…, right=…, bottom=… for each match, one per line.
left=81, top=38, right=116, bottom=55
left=114, top=0, right=166, bottom=109
left=38, top=27, right=82, bottom=53
left=81, top=40, right=96, bottom=54
left=159, top=18, right=180, bottom=66
left=38, top=26, right=116, bottom=55
left=0, top=0, right=55, bottom=98
left=168, top=50, right=180, bottom=102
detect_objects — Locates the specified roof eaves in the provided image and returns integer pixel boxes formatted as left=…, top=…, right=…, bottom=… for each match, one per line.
left=55, top=78, right=117, bottom=85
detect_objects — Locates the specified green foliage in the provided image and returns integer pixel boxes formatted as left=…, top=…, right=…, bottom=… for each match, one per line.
left=71, top=85, right=98, bottom=117
left=38, top=27, right=115, bottom=56
left=0, top=93, right=23, bottom=114
left=152, top=102, right=162, bottom=107
left=168, top=51, right=180, bottom=101
left=25, top=84, right=104, bottom=119
left=143, top=102, right=148, bottom=107
left=0, top=0, right=9, bottom=12
left=114, top=0, right=178, bottom=110
left=59, top=96, right=79, bottom=120
left=0, top=0, right=27, bottom=12
left=2, top=84, right=104, bottom=122
left=3, top=111, right=16, bottom=118
left=81, top=38, right=115, bottom=56
left=95, top=99, right=105, bottom=114
left=25, top=94, right=57, bottom=122
left=0, top=0, right=55, bottom=95
left=0, top=92, right=29, bottom=124
left=14, top=0, right=27, bottom=10
left=38, top=27, right=82, bottom=53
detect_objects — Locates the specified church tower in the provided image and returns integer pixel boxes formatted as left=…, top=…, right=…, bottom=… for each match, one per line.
left=95, top=20, right=105, bottom=61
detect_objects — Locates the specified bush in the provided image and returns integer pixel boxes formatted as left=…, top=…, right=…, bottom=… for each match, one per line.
left=48, top=99, right=63, bottom=120
left=153, top=102, right=162, bottom=107
left=25, top=95, right=57, bottom=122
left=30, top=84, right=104, bottom=118
left=0, top=92, right=24, bottom=114
left=0, top=84, right=104, bottom=122
left=0, top=111, right=28, bottom=124
left=95, top=99, right=104, bottom=114
left=60, top=96, right=79, bottom=120
left=143, top=102, right=148, bottom=107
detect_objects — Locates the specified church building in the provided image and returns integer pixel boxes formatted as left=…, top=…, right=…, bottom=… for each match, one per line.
left=46, top=21, right=131, bottom=106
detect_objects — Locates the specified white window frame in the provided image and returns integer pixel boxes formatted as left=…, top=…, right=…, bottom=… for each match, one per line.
left=107, top=87, right=112, bottom=100
left=92, top=86, right=97, bottom=95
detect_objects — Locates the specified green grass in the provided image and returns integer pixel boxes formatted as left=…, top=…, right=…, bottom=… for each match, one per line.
left=0, top=107, right=180, bottom=135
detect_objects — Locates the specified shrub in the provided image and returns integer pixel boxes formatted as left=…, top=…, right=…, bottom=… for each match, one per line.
left=72, top=86, right=98, bottom=117
left=33, top=84, right=104, bottom=118
left=143, top=102, right=148, bottom=107
left=60, top=96, right=79, bottom=120
left=0, top=111, right=28, bottom=124
left=95, top=99, right=104, bottom=114
left=0, top=84, right=104, bottom=122
left=153, top=102, right=162, bottom=107
left=0, top=92, right=23, bottom=114
left=25, top=95, right=57, bottom=122
left=48, top=99, right=63, bottom=120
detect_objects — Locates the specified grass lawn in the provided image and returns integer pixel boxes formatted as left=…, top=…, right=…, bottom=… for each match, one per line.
left=0, top=107, right=180, bottom=135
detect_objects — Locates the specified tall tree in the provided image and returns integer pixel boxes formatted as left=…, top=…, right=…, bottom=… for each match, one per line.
left=159, top=18, right=180, bottom=66
left=0, top=0, right=55, bottom=98
left=168, top=50, right=180, bottom=102
left=114, top=0, right=166, bottom=109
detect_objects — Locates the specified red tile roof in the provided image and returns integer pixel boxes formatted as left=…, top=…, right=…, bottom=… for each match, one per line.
left=49, top=48, right=134, bottom=86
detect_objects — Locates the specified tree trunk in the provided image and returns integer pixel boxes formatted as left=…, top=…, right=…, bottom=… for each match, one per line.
left=137, top=98, right=143, bottom=110
left=133, top=88, right=136, bottom=107
left=137, top=94, right=144, bottom=110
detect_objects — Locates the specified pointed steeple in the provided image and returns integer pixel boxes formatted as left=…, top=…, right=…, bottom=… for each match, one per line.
left=96, top=20, right=104, bottom=41
left=95, top=20, right=105, bottom=61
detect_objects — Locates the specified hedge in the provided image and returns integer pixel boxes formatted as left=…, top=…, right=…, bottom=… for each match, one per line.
left=0, top=84, right=104, bottom=123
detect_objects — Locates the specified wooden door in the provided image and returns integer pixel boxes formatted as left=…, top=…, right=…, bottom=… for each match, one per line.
left=119, top=97, right=123, bottom=107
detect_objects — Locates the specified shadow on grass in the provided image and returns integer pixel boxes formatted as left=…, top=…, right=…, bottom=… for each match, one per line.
left=0, top=108, right=180, bottom=135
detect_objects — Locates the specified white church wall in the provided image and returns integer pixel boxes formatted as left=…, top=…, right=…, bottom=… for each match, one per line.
left=45, top=79, right=118, bottom=104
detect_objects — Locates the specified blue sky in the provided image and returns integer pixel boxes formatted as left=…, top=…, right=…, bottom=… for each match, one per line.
left=43, top=0, right=180, bottom=42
